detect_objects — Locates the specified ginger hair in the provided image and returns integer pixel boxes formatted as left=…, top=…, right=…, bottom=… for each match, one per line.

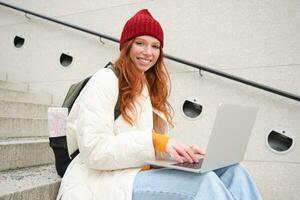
left=114, top=39, right=173, bottom=126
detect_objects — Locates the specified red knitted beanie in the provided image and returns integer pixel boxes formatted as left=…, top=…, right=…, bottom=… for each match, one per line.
left=120, top=9, right=164, bottom=50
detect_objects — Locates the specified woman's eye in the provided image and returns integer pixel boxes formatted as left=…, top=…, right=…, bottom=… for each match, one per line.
left=135, top=41, right=143, bottom=45
left=152, top=45, right=160, bottom=49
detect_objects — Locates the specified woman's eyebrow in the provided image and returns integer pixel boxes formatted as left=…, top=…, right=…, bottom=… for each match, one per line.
left=135, top=37, right=146, bottom=41
left=135, top=38, right=160, bottom=46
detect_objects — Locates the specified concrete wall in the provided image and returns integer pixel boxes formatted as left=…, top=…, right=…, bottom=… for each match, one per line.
left=0, top=0, right=299, bottom=199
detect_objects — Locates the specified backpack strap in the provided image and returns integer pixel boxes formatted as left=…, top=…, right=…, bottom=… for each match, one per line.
left=104, top=61, right=119, bottom=77
left=62, top=76, right=92, bottom=113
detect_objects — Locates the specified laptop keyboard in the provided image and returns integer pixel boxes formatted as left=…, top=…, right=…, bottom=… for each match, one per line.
left=172, top=158, right=203, bottom=169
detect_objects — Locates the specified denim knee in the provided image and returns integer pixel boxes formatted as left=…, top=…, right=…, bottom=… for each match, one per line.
left=194, top=172, right=234, bottom=200
left=214, top=164, right=244, bottom=177
left=222, top=164, right=252, bottom=182
left=226, top=164, right=246, bottom=173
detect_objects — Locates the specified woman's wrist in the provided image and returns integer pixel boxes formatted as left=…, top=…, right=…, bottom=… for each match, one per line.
left=152, top=131, right=169, bottom=152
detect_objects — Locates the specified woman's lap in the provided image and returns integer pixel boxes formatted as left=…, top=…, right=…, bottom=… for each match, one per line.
left=133, top=166, right=233, bottom=200
left=132, top=164, right=261, bottom=200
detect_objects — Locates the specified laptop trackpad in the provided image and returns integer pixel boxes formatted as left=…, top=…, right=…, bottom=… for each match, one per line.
left=172, top=158, right=204, bottom=169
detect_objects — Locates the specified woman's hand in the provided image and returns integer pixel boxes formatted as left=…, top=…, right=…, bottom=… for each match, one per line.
left=166, top=138, right=205, bottom=163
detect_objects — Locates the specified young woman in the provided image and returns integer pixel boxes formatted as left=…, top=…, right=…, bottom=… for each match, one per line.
left=57, top=9, right=262, bottom=200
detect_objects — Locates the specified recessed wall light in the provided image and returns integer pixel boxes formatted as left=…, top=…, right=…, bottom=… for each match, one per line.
left=182, top=99, right=202, bottom=119
left=60, top=53, right=73, bottom=67
left=266, top=129, right=294, bottom=154
left=14, top=35, right=25, bottom=48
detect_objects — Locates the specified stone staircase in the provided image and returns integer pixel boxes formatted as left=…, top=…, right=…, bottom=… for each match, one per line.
left=0, top=78, right=61, bottom=200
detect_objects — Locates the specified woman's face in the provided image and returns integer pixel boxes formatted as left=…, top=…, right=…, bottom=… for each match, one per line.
left=129, top=35, right=161, bottom=72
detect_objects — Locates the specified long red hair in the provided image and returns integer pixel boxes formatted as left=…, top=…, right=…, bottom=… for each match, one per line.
left=114, top=39, right=173, bottom=126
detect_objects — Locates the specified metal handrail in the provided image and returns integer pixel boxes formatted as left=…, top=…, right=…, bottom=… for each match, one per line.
left=1, top=1, right=299, bottom=102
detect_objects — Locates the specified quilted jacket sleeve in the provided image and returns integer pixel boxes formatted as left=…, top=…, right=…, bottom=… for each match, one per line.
left=74, top=68, right=155, bottom=170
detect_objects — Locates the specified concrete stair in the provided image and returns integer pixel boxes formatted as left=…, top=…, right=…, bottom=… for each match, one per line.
left=0, top=99, right=49, bottom=138
left=0, top=165, right=60, bottom=200
left=0, top=137, right=54, bottom=171
left=0, top=80, right=61, bottom=200
left=0, top=80, right=28, bottom=92
left=0, top=117, right=48, bottom=138
left=0, top=88, right=52, bottom=105
left=0, top=100, right=48, bottom=119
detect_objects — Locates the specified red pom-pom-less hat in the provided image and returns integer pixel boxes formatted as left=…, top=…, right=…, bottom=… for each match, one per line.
left=119, top=9, right=164, bottom=50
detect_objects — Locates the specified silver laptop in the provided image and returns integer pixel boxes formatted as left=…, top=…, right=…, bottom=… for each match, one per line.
left=147, top=104, right=258, bottom=173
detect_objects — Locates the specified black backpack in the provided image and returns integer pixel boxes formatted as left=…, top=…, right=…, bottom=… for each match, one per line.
left=49, top=62, right=120, bottom=177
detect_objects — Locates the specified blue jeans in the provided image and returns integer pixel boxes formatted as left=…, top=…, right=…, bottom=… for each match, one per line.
left=132, top=164, right=262, bottom=200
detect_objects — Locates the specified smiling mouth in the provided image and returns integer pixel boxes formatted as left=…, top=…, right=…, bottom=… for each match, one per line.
left=138, top=58, right=151, bottom=65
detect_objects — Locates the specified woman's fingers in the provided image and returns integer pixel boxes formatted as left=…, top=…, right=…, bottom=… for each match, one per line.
left=173, top=142, right=200, bottom=163
left=166, top=139, right=204, bottom=163
left=166, top=139, right=185, bottom=163
left=167, top=139, right=192, bottom=163
left=168, top=148, right=184, bottom=163
left=179, top=144, right=199, bottom=163
left=191, top=145, right=206, bottom=155
left=173, top=144, right=194, bottom=163
left=184, top=146, right=199, bottom=163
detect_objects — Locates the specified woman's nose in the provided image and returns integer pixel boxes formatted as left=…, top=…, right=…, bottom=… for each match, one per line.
left=142, top=45, right=152, bottom=55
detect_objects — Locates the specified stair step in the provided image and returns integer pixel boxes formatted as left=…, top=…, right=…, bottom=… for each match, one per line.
left=0, top=137, right=54, bottom=171
left=0, top=117, right=48, bottom=138
left=0, top=89, right=52, bottom=105
left=0, top=81, right=28, bottom=92
left=0, top=164, right=60, bottom=200
left=0, top=100, right=48, bottom=119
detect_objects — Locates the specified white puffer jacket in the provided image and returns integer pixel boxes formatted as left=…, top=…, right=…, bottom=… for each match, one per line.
left=57, top=67, right=169, bottom=200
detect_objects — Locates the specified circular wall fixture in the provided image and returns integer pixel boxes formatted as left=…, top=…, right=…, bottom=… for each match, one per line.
left=60, top=53, right=73, bottom=67
left=266, top=129, right=294, bottom=154
left=14, top=35, right=25, bottom=48
left=182, top=99, right=202, bottom=119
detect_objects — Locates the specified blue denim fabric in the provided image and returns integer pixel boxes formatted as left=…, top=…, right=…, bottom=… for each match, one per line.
left=132, top=164, right=262, bottom=200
